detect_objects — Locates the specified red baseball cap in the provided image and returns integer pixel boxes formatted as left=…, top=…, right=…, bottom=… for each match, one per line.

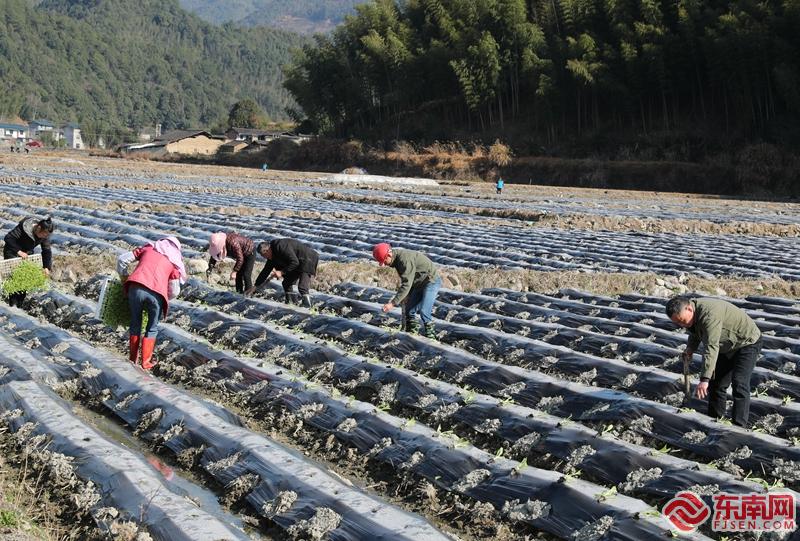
left=372, top=243, right=391, bottom=265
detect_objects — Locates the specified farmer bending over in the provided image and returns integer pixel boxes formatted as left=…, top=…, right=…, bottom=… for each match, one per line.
left=372, top=243, right=441, bottom=340
left=206, top=232, right=256, bottom=294
left=666, top=295, right=762, bottom=427
left=117, top=237, right=186, bottom=370
left=3, top=216, right=54, bottom=307
left=247, top=238, right=319, bottom=308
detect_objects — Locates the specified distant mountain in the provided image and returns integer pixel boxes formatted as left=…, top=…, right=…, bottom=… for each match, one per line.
left=178, top=0, right=366, bottom=34
left=0, top=0, right=306, bottom=131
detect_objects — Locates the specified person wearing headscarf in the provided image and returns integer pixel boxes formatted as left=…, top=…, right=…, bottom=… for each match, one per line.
left=3, top=216, right=55, bottom=307
left=206, top=231, right=256, bottom=294
left=116, top=237, right=186, bottom=370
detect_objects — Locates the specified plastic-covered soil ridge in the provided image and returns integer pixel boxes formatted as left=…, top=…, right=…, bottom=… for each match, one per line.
left=14, top=288, right=700, bottom=541
left=167, top=281, right=800, bottom=489
left=0, top=303, right=453, bottom=541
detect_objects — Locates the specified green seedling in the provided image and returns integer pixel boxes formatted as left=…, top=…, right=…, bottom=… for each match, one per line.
left=513, top=457, right=528, bottom=474
left=99, top=279, right=148, bottom=330
left=596, top=486, right=617, bottom=502
left=2, top=261, right=47, bottom=297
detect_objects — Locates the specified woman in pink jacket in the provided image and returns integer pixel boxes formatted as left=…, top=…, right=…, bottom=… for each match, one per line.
left=116, top=237, right=186, bottom=370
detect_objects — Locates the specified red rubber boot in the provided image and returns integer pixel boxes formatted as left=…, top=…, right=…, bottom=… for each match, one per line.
left=129, top=335, right=141, bottom=364
left=140, top=337, right=158, bottom=370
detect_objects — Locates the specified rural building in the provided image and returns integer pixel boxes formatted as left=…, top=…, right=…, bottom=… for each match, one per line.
left=225, top=127, right=284, bottom=143
left=123, top=130, right=225, bottom=156
left=219, top=140, right=249, bottom=154
left=62, top=123, right=83, bottom=149
left=0, top=122, right=28, bottom=142
left=28, top=119, right=57, bottom=140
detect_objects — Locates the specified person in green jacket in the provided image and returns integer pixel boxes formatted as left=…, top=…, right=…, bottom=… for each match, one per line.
left=666, top=296, right=762, bottom=427
left=372, top=243, right=441, bottom=340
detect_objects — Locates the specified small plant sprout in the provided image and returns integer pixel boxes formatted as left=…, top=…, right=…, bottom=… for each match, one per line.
left=513, top=457, right=528, bottom=475
left=783, top=395, right=794, bottom=405
left=596, top=486, right=617, bottom=502
left=495, top=447, right=504, bottom=458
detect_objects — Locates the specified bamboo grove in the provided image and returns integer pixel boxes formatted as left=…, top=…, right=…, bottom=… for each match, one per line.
left=284, top=0, right=800, bottom=146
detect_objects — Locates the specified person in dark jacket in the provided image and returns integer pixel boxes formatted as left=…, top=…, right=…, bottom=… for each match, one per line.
left=248, top=238, right=319, bottom=307
left=3, top=217, right=54, bottom=307
left=372, top=243, right=441, bottom=339
left=206, top=232, right=256, bottom=294
left=666, top=295, right=762, bottom=427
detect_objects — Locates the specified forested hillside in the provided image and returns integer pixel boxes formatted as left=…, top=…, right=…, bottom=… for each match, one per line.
left=285, top=0, right=800, bottom=156
left=0, top=0, right=304, bottom=132
left=178, top=0, right=365, bottom=34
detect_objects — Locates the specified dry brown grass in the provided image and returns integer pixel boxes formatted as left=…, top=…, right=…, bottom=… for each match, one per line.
left=0, top=452, right=68, bottom=541
left=487, top=140, right=513, bottom=167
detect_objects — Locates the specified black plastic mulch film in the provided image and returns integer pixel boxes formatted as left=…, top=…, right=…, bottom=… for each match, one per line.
left=0, top=301, right=450, bottom=541
left=21, top=285, right=703, bottom=541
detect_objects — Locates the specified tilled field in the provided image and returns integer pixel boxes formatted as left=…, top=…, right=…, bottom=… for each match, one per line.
left=1, top=154, right=799, bottom=541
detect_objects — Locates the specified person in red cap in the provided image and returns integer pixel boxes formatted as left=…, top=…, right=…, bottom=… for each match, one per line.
left=206, top=231, right=256, bottom=294
left=116, top=237, right=186, bottom=370
left=372, top=243, right=441, bottom=339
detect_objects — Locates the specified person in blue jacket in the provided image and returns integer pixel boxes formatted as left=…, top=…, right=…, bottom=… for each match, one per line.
left=496, top=177, right=504, bottom=194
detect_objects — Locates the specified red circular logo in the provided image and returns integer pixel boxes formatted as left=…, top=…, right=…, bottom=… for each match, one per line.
left=662, top=491, right=711, bottom=532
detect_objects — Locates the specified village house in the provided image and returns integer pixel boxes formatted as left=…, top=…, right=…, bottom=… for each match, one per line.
left=28, top=119, right=59, bottom=141
left=0, top=122, right=28, bottom=143
left=224, top=127, right=285, bottom=143
left=62, top=123, right=83, bottom=149
left=218, top=140, right=249, bottom=154
left=122, top=130, right=225, bottom=156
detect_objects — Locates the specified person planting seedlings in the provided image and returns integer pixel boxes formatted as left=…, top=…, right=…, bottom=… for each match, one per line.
left=666, top=295, right=762, bottom=428
left=116, top=237, right=186, bottom=370
left=2, top=216, right=54, bottom=307
left=206, top=231, right=256, bottom=294
left=372, top=243, right=441, bottom=340
left=247, top=238, right=319, bottom=307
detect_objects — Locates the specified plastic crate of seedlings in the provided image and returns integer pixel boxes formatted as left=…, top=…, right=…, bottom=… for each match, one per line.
left=96, top=277, right=148, bottom=330
left=0, top=254, right=42, bottom=280
left=1, top=255, right=47, bottom=298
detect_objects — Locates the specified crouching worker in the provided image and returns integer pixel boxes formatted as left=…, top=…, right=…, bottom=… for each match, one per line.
left=666, top=295, right=762, bottom=427
left=372, top=243, right=441, bottom=340
left=247, top=238, right=319, bottom=308
left=3, top=216, right=54, bottom=307
left=117, top=237, right=186, bottom=370
left=207, top=232, right=256, bottom=294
